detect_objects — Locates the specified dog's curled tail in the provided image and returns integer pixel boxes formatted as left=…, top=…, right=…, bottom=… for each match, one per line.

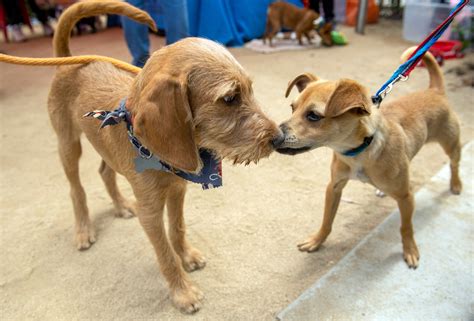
left=54, top=0, right=156, bottom=57
left=400, top=47, right=445, bottom=94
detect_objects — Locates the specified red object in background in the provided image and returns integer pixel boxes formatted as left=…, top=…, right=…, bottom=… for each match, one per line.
left=418, top=40, right=464, bottom=67
left=303, top=0, right=310, bottom=8
left=346, top=0, right=379, bottom=26
left=430, top=40, right=464, bottom=60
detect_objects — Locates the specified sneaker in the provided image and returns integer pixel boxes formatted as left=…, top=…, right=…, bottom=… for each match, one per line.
left=43, top=23, right=54, bottom=37
left=9, top=24, right=26, bottom=42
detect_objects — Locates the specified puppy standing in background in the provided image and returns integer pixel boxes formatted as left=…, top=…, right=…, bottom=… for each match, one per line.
left=276, top=48, right=462, bottom=269
left=264, top=1, right=333, bottom=46
left=46, top=0, right=283, bottom=314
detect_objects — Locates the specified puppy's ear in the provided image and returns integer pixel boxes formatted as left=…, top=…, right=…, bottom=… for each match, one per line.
left=133, top=75, right=201, bottom=173
left=325, top=79, right=372, bottom=117
left=285, top=73, right=319, bottom=98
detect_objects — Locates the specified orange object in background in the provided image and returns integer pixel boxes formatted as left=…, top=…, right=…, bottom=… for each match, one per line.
left=346, top=0, right=379, bottom=26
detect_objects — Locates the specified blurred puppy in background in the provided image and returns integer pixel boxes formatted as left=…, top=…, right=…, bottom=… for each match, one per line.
left=264, top=1, right=333, bottom=46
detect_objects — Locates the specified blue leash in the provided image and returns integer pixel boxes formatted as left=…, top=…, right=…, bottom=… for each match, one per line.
left=371, top=0, right=469, bottom=106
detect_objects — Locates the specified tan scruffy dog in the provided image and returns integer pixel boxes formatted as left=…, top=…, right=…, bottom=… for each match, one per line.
left=263, top=1, right=333, bottom=46
left=276, top=48, right=462, bottom=269
left=47, top=0, right=283, bottom=314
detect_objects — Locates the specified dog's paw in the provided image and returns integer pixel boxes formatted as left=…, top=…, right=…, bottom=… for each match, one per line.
left=181, top=247, right=207, bottom=272
left=115, top=200, right=137, bottom=219
left=297, top=234, right=326, bottom=252
left=403, top=246, right=420, bottom=269
left=75, top=225, right=96, bottom=250
left=450, top=179, right=462, bottom=195
left=375, top=189, right=386, bottom=198
left=171, top=283, right=204, bottom=314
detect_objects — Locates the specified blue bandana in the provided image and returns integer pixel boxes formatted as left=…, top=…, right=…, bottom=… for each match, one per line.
left=83, top=100, right=222, bottom=189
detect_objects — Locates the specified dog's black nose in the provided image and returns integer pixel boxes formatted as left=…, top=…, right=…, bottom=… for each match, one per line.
left=279, top=123, right=289, bottom=134
left=271, top=133, right=285, bottom=148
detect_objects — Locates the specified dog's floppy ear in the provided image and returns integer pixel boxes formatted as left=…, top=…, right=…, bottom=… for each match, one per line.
left=325, top=79, right=372, bottom=117
left=132, top=74, right=201, bottom=173
left=285, top=73, right=319, bottom=98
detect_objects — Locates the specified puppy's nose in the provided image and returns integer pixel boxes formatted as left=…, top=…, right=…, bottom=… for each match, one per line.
left=279, top=123, right=289, bottom=134
left=271, top=133, right=285, bottom=148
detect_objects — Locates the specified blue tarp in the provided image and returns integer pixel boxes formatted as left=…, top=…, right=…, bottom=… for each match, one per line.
left=150, top=0, right=303, bottom=47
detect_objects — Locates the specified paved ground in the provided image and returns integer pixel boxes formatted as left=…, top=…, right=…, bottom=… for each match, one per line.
left=0, top=20, right=473, bottom=320
left=278, top=142, right=474, bottom=321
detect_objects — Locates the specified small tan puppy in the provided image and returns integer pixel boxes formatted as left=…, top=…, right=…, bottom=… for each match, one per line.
left=276, top=49, right=462, bottom=269
left=264, top=1, right=332, bottom=46
left=47, top=0, right=283, bottom=314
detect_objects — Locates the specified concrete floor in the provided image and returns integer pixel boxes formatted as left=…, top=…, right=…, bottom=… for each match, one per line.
left=278, top=142, right=474, bottom=321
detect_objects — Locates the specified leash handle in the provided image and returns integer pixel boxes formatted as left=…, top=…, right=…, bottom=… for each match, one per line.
left=371, top=0, right=469, bottom=106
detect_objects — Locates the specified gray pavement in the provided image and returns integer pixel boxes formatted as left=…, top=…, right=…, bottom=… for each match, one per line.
left=277, top=141, right=474, bottom=321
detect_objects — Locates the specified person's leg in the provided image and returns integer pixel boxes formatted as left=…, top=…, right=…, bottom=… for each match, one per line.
left=159, top=0, right=189, bottom=44
left=308, top=0, right=321, bottom=14
left=321, top=0, right=335, bottom=22
left=26, top=0, right=54, bottom=36
left=3, top=0, right=24, bottom=25
left=27, top=0, right=48, bottom=24
left=3, top=0, right=26, bottom=42
left=122, top=0, right=150, bottom=67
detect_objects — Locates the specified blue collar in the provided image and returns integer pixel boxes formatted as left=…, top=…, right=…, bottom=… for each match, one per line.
left=341, top=136, right=374, bottom=157
left=83, top=99, right=222, bottom=189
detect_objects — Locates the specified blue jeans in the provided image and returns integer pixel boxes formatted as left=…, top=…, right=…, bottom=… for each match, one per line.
left=122, top=0, right=189, bottom=67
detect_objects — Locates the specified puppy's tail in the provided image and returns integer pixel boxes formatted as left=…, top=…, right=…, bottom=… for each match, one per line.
left=400, top=47, right=445, bottom=94
left=54, top=0, right=156, bottom=57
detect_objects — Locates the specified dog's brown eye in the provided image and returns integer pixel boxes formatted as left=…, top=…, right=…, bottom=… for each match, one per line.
left=222, top=94, right=240, bottom=106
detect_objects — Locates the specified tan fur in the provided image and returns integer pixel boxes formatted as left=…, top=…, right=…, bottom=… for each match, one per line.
left=263, top=1, right=332, bottom=46
left=278, top=48, right=462, bottom=269
left=47, top=1, right=282, bottom=313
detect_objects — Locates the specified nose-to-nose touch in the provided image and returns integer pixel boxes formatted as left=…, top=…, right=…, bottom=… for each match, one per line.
left=279, top=123, right=289, bottom=134
left=271, top=131, right=285, bottom=148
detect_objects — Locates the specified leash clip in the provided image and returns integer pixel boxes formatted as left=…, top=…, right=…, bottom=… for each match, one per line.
left=372, top=73, right=410, bottom=107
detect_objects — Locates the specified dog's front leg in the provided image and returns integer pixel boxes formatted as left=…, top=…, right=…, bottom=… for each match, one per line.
left=394, top=191, right=419, bottom=269
left=136, top=189, right=203, bottom=313
left=166, top=182, right=206, bottom=272
left=298, top=157, right=350, bottom=252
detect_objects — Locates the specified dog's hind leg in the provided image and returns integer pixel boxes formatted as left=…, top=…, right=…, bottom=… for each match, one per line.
left=166, top=182, right=206, bottom=273
left=99, top=160, right=136, bottom=218
left=437, top=124, right=462, bottom=194
left=266, top=20, right=280, bottom=47
left=58, top=139, right=96, bottom=250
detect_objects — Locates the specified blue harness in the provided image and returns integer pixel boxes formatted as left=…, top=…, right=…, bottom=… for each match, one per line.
left=83, top=99, right=222, bottom=190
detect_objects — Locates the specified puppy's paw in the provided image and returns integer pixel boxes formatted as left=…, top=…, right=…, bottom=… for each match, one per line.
left=450, top=179, right=462, bottom=195
left=115, top=200, right=137, bottom=219
left=297, top=234, right=326, bottom=252
left=375, top=189, right=386, bottom=198
left=171, top=283, right=204, bottom=314
left=75, top=225, right=96, bottom=250
left=403, top=246, right=420, bottom=269
left=181, top=247, right=207, bottom=272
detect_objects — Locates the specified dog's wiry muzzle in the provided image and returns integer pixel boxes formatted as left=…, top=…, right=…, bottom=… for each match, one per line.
left=195, top=110, right=279, bottom=166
